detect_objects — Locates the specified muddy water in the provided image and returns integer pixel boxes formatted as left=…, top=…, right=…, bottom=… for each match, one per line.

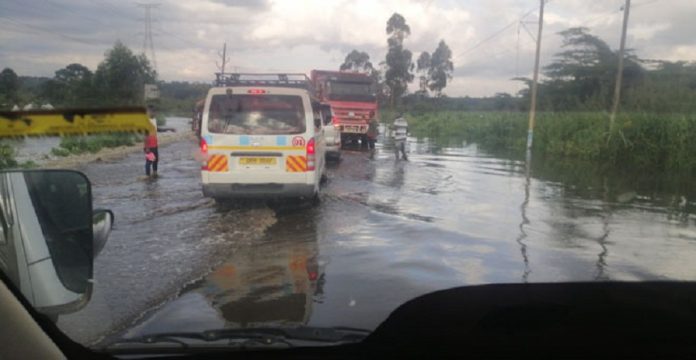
left=99, top=137, right=696, bottom=344
left=58, top=136, right=279, bottom=344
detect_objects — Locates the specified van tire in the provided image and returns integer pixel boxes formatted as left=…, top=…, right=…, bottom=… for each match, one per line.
left=327, top=152, right=341, bottom=162
left=311, top=192, right=321, bottom=206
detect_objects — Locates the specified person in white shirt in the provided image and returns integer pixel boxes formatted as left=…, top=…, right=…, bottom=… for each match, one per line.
left=392, top=114, right=408, bottom=161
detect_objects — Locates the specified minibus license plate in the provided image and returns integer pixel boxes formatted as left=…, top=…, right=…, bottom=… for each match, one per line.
left=240, top=157, right=277, bottom=165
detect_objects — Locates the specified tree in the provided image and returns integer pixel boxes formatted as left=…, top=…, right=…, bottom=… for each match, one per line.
left=0, top=68, right=20, bottom=108
left=542, top=27, right=643, bottom=110
left=427, top=40, right=454, bottom=97
left=93, top=41, right=156, bottom=106
left=386, top=13, right=410, bottom=45
left=416, top=52, right=431, bottom=96
left=384, top=13, right=415, bottom=107
left=42, top=63, right=95, bottom=107
left=493, top=92, right=517, bottom=111
left=340, top=50, right=374, bottom=74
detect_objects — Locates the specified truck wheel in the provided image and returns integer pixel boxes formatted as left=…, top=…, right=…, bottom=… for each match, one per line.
left=360, top=134, right=369, bottom=149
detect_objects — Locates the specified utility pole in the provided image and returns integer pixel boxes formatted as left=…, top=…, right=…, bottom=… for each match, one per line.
left=216, top=42, right=230, bottom=74
left=137, top=3, right=160, bottom=74
left=609, top=0, right=631, bottom=132
left=526, top=0, right=545, bottom=151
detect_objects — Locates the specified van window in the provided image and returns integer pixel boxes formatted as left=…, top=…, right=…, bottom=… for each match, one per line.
left=207, top=94, right=307, bottom=135
left=321, top=106, right=333, bottom=126
left=312, top=103, right=323, bottom=130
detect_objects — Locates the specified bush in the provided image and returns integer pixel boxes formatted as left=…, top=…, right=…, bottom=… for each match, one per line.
left=0, top=144, right=18, bottom=169
left=156, top=115, right=167, bottom=127
left=53, top=133, right=139, bottom=156
left=20, top=160, right=37, bottom=169
left=407, top=111, right=696, bottom=174
left=51, top=148, right=71, bottom=157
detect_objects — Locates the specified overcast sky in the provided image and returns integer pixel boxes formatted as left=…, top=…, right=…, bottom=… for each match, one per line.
left=0, top=0, right=693, bottom=97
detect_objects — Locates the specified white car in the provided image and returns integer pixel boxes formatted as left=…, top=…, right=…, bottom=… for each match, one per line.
left=200, top=74, right=327, bottom=200
left=319, top=104, right=341, bottom=160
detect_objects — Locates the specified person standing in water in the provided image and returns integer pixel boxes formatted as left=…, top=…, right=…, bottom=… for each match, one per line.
left=144, top=107, right=159, bottom=178
left=392, top=114, right=408, bottom=161
left=366, top=118, right=379, bottom=159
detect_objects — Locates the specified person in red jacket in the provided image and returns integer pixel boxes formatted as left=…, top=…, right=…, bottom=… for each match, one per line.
left=144, top=108, right=159, bottom=177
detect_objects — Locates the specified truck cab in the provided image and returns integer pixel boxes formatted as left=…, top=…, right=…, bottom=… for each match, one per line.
left=310, top=70, right=378, bottom=149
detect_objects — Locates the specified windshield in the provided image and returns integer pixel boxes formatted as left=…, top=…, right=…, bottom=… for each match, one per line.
left=327, top=81, right=376, bottom=102
left=2, top=0, right=696, bottom=355
left=207, top=94, right=306, bottom=135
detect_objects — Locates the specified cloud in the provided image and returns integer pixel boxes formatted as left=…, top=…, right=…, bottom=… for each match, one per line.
left=2, top=0, right=696, bottom=97
left=207, top=0, right=270, bottom=8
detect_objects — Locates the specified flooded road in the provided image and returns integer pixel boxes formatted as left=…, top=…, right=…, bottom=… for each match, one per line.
left=57, top=131, right=696, bottom=345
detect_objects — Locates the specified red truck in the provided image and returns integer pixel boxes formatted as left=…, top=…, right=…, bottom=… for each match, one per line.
left=310, top=70, right=378, bottom=147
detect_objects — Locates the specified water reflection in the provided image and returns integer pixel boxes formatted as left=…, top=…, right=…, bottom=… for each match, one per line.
left=120, top=134, right=696, bottom=341
left=126, top=209, right=322, bottom=335
left=200, top=212, right=320, bottom=328
left=419, top=135, right=696, bottom=282
left=199, top=244, right=318, bottom=326
left=516, top=151, right=532, bottom=282
left=595, top=177, right=611, bottom=281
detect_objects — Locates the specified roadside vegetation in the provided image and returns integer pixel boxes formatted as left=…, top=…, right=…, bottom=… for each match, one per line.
left=51, top=133, right=140, bottom=157
left=398, top=27, right=696, bottom=175
left=0, top=143, right=38, bottom=169
left=407, top=111, right=696, bottom=173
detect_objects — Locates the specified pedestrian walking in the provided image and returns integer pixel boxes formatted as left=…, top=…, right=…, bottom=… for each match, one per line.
left=392, top=114, right=408, bottom=161
left=366, top=118, right=379, bottom=159
left=144, top=107, right=159, bottom=177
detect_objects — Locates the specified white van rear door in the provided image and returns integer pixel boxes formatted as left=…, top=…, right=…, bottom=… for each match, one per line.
left=203, top=88, right=312, bottom=178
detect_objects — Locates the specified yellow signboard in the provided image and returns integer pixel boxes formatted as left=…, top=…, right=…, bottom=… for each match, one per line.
left=0, top=108, right=155, bottom=138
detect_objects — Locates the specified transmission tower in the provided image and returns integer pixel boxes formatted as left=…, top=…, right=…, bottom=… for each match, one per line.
left=137, top=3, right=159, bottom=74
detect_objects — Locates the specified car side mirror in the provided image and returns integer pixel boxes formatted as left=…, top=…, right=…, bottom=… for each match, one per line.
left=0, top=170, right=111, bottom=317
left=92, top=209, right=114, bottom=257
left=314, top=117, right=322, bottom=129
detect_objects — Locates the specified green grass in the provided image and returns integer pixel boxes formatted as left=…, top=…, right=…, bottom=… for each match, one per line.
left=0, top=144, right=19, bottom=169
left=156, top=115, right=167, bottom=127
left=0, top=144, right=39, bottom=169
left=52, top=133, right=139, bottom=157
left=406, top=111, right=696, bottom=174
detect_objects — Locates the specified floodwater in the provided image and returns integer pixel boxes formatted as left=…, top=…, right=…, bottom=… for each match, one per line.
left=57, top=129, right=696, bottom=346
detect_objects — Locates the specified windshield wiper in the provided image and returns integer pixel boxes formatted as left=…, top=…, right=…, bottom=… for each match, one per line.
left=103, top=326, right=371, bottom=354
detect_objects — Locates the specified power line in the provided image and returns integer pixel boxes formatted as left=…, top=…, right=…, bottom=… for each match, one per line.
left=633, top=0, right=661, bottom=8
left=154, top=27, right=200, bottom=48
left=137, top=3, right=160, bottom=73
left=0, top=14, right=102, bottom=46
left=86, top=0, right=132, bottom=18
left=455, top=5, right=538, bottom=60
